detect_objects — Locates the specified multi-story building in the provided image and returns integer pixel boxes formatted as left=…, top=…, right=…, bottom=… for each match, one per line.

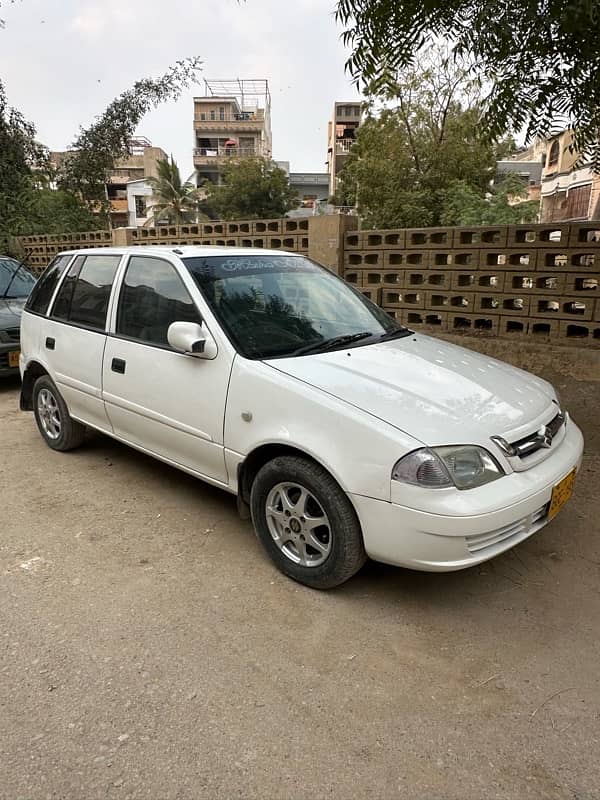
left=50, top=137, right=167, bottom=228
left=193, top=79, right=272, bottom=188
left=326, top=102, right=362, bottom=198
left=538, top=130, right=600, bottom=222
left=107, top=138, right=167, bottom=227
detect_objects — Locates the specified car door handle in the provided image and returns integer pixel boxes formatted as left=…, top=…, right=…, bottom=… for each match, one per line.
left=111, top=358, right=126, bottom=374
left=45, top=337, right=55, bottom=350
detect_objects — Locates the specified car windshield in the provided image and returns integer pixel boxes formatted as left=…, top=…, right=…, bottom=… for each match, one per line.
left=0, top=258, right=37, bottom=298
left=182, top=254, right=407, bottom=359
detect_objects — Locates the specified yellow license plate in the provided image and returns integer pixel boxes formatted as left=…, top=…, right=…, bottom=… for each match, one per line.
left=8, top=350, right=20, bottom=368
left=548, top=468, right=577, bottom=520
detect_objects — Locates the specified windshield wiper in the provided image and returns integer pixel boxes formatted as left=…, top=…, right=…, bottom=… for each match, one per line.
left=291, top=331, right=374, bottom=357
left=376, top=326, right=413, bottom=342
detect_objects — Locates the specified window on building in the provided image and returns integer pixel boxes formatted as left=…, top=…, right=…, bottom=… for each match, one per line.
left=547, top=140, right=560, bottom=168
left=25, top=254, right=73, bottom=315
left=135, top=195, right=147, bottom=219
left=68, top=255, right=121, bottom=330
left=219, top=106, right=225, bottom=120
left=210, top=110, right=216, bottom=121
left=200, top=112, right=206, bottom=121
left=116, top=256, right=201, bottom=347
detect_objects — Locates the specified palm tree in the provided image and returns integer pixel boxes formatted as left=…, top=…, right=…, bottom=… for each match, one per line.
left=146, top=156, right=202, bottom=225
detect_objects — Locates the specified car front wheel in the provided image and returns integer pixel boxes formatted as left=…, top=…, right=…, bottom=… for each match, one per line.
left=33, top=375, right=86, bottom=451
left=250, top=455, right=366, bottom=589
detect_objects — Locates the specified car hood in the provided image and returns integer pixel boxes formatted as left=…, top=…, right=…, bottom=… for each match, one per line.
left=266, top=334, right=557, bottom=446
left=0, top=297, right=25, bottom=329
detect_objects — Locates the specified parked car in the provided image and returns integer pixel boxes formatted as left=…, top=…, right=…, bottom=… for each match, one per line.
left=0, top=256, right=37, bottom=377
left=19, top=247, right=583, bottom=588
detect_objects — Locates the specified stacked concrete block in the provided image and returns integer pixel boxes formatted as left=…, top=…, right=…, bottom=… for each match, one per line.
left=342, top=223, right=598, bottom=345
left=16, top=220, right=600, bottom=346
left=453, top=227, right=508, bottom=248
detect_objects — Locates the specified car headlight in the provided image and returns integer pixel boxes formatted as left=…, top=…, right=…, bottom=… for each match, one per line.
left=392, top=446, right=505, bottom=490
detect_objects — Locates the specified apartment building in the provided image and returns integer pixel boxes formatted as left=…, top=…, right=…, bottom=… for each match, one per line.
left=538, top=130, right=600, bottom=222
left=193, top=79, right=272, bottom=187
left=326, top=101, right=362, bottom=197
left=51, top=138, right=167, bottom=227
left=108, top=138, right=167, bottom=227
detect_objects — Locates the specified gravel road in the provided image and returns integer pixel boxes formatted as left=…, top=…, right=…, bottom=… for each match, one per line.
left=1, top=370, right=599, bottom=800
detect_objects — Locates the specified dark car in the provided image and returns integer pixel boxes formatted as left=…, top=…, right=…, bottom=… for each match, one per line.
left=0, top=257, right=37, bottom=377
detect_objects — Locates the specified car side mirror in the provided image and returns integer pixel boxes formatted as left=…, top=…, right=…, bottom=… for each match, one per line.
left=167, top=321, right=218, bottom=359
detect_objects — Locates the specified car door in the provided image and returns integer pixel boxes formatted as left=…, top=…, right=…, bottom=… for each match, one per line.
left=42, top=253, right=123, bottom=432
left=102, top=254, right=232, bottom=485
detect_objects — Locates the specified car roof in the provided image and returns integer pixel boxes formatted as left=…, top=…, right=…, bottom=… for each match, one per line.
left=56, top=246, right=305, bottom=258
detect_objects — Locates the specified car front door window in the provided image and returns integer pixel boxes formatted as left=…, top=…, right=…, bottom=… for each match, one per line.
left=116, top=256, right=202, bottom=347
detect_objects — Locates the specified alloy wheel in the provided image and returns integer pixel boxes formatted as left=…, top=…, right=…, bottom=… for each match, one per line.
left=37, top=388, right=61, bottom=440
left=265, top=482, right=332, bottom=567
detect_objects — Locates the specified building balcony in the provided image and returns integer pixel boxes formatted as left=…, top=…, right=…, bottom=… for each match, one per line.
left=109, top=199, right=129, bottom=214
left=193, top=146, right=263, bottom=164
left=194, top=115, right=265, bottom=132
left=194, top=111, right=264, bottom=122
left=335, top=139, right=355, bottom=155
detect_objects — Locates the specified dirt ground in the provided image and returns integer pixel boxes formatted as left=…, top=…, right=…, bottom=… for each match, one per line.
left=1, top=365, right=599, bottom=800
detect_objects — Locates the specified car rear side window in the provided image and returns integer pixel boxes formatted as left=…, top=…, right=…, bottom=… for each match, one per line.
left=68, top=255, right=121, bottom=331
left=25, top=254, right=72, bottom=315
left=116, top=256, right=201, bottom=347
left=51, top=255, right=86, bottom=320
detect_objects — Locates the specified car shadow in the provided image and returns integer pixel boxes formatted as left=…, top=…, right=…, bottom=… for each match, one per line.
left=81, top=427, right=239, bottom=516
left=0, top=375, right=21, bottom=394
left=65, top=428, right=577, bottom=613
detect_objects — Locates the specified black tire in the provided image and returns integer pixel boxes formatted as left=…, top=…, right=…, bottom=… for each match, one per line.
left=250, top=455, right=366, bottom=589
left=32, top=375, right=86, bottom=452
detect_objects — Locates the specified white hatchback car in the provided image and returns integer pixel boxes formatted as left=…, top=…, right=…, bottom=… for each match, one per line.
left=20, top=247, right=583, bottom=588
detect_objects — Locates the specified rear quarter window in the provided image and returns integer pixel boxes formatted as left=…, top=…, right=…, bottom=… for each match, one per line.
left=68, top=255, right=121, bottom=330
left=25, top=255, right=73, bottom=315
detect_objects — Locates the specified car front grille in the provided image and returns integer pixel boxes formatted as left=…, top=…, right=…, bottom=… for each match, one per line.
left=5, top=327, right=20, bottom=342
left=509, top=412, right=566, bottom=459
left=466, top=504, right=547, bottom=555
left=0, top=352, right=9, bottom=369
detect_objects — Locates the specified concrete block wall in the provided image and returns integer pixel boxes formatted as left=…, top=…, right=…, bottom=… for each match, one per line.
left=344, top=223, right=600, bottom=347
left=16, top=219, right=599, bottom=348
left=16, top=220, right=312, bottom=273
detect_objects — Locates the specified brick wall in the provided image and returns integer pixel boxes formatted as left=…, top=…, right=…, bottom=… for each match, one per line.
left=344, top=223, right=600, bottom=347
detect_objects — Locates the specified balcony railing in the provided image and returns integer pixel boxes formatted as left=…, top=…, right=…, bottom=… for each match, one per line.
left=194, top=112, right=264, bottom=123
left=194, top=146, right=261, bottom=159
left=335, top=139, right=355, bottom=154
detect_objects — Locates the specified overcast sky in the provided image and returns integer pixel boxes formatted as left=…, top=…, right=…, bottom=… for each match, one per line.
left=0, top=0, right=362, bottom=177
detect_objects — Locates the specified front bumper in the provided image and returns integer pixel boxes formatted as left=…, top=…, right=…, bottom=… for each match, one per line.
left=351, top=419, right=584, bottom=571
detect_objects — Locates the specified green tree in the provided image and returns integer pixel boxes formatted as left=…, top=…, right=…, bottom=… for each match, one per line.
left=146, top=156, right=203, bottom=225
left=17, top=188, right=100, bottom=234
left=336, top=0, right=600, bottom=164
left=0, top=78, right=50, bottom=252
left=58, top=58, right=202, bottom=224
left=440, top=175, right=539, bottom=226
left=335, top=53, right=513, bottom=228
left=205, top=158, right=299, bottom=220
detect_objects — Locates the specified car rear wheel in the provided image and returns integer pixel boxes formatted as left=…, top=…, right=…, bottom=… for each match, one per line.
left=250, top=455, right=366, bottom=589
left=33, top=376, right=86, bottom=451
